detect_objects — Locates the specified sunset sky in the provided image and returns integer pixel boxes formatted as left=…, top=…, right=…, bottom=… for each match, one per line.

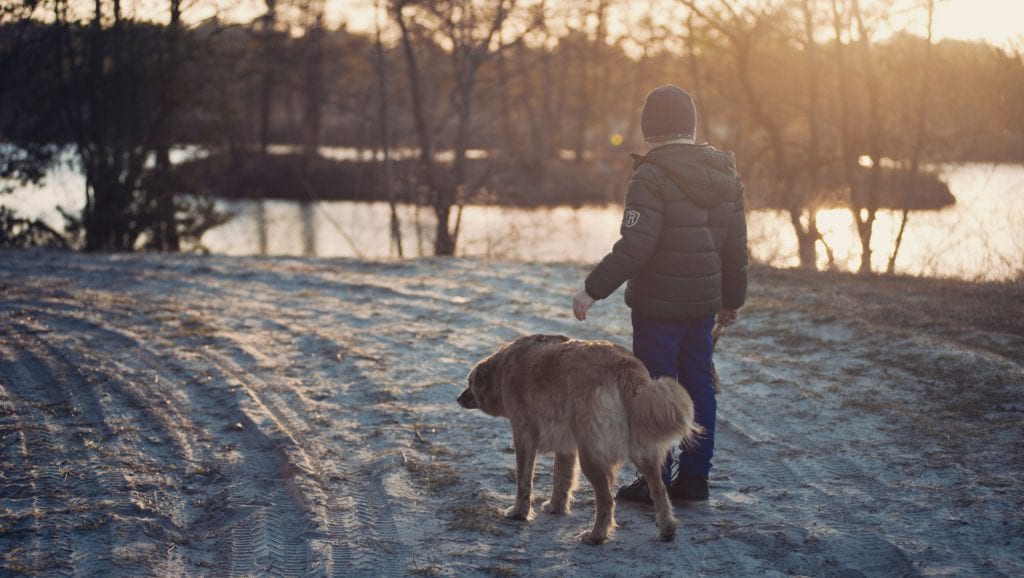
left=92, top=0, right=1022, bottom=50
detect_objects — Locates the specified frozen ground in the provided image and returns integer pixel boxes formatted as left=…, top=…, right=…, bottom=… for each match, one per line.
left=1, top=250, right=1021, bottom=577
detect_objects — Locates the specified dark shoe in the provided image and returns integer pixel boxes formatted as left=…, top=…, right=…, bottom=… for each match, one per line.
left=670, top=474, right=709, bottom=502
left=616, top=473, right=653, bottom=504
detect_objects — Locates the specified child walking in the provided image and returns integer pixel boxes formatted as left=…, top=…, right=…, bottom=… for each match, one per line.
left=572, top=84, right=748, bottom=502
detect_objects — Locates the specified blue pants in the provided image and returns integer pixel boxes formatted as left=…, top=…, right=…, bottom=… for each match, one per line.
left=631, top=311, right=717, bottom=482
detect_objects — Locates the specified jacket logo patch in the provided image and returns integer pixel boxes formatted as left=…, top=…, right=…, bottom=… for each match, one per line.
left=624, top=210, right=640, bottom=228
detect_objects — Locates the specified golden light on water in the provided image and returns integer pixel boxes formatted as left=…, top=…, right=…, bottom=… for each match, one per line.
left=813, top=208, right=940, bottom=273
left=815, top=209, right=858, bottom=270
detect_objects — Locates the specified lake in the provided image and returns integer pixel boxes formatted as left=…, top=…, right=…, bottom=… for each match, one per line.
left=5, top=159, right=1023, bottom=281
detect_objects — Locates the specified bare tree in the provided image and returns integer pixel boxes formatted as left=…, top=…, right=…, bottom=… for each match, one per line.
left=301, top=1, right=325, bottom=162
left=148, top=0, right=185, bottom=251
left=569, top=0, right=609, bottom=163
left=798, top=0, right=835, bottom=267
left=831, top=0, right=888, bottom=274
left=393, top=0, right=540, bottom=255
left=258, top=0, right=278, bottom=155
left=374, top=0, right=403, bottom=257
left=680, top=0, right=823, bottom=269
left=56, top=0, right=162, bottom=250
left=887, top=0, right=935, bottom=274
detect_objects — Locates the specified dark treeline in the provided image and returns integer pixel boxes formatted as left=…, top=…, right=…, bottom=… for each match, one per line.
left=2, top=0, right=1023, bottom=264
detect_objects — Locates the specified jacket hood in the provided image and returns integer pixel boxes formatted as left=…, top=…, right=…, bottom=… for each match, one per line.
left=632, top=143, right=742, bottom=208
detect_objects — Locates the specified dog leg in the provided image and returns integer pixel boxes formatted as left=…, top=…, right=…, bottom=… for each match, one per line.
left=638, top=457, right=678, bottom=542
left=506, top=431, right=537, bottom=521
left=542, top=451, right=578, bottom=515
left=578, top=450, right=616, bottom=545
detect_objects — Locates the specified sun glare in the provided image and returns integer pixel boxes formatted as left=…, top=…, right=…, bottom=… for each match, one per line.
left=931, top=0, right=1024, bottom=48
left=151, top=0, right=1024, bottom=50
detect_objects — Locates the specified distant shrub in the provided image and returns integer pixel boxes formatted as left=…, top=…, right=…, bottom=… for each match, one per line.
left=172, top=152, right=630, bottom=207
left=0, top=206, right=68, bottom=249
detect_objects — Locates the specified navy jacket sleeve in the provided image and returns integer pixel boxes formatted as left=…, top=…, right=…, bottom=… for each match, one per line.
left=584, top=167, right=663, bottom=300
left=720, top=182, right=748, bottom=309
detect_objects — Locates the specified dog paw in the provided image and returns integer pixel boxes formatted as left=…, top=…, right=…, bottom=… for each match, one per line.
left=656, top=516, right=679, bottom=539
left=656, top=529, right=676, bottom=543
left=541, top=500, right=569, bottom=515
left=504, top=506, right=533, bottom=521
left=580, top=531, right=609, bottom=546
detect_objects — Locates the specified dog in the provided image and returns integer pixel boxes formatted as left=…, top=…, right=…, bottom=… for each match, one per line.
left=457, top=334, right=700, bottom=544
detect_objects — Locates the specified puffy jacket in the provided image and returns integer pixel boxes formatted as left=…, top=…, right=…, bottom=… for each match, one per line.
left=584, top=143, right=747, bottom=320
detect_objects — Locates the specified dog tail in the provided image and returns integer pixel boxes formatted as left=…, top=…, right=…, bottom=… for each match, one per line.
left=625, top=376, right=702, bottom=451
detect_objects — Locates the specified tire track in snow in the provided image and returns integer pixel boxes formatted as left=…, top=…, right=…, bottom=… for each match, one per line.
left=100, top=317, right=330, bottom=577
left=717, top=392, right=921, bottom=576
left=26, top=273, right=335, bottom=576
left=9, top=309, right=261, bottom=575
left=194, top=340, right=340, bottom=575
left=5, top=300, right=331, bottom=576
left=83, top=326, right=316, bottom=578
left=809, top=454, right=1007, bottom=577
left=7, top=305, right=225, bottom=574
left=169, top=267, right=415, bottom=576
left=0, top=325, right=126, bottom=576
left=34, top=257, right=407, bottom=576
left=721, top=328, right=1014, bottom=577
left=199, top=320, right=407, bottom=577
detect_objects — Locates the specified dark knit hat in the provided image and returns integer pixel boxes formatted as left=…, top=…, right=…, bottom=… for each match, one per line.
left=640, top=85, right=697, bottom=143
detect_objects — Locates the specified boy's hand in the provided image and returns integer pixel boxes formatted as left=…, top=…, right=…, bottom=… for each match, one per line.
left=717, top=308, right=739, bottom=326
left=573, top=290, right=596, bottom=321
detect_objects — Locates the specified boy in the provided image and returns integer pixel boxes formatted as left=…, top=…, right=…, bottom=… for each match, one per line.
left=572, top=84, right=747, bottom=502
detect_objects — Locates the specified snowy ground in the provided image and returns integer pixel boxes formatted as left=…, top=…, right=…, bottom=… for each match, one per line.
left=1, top=250, right=1022, bottom=577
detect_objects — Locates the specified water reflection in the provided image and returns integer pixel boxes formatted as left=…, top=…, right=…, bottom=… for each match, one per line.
left=201, top=164, right=1023, bottom=281
left=5, top=159, right=1022, bottom=281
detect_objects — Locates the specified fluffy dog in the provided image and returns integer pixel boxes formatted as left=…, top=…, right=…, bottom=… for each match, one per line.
left=457, top=334, right=700, bottom=544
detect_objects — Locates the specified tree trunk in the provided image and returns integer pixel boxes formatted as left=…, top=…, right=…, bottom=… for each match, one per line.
left=853, top=0, right=882, bottom=275
left=496, top=44, right=517, bottom=154
left=434, top=205, right=455, bottom=256
left=256, top=200, right=268, bottom=256
left=686, top=13, right=712, bottom=141
left=790, top=209, right=818, bottom=269
left=83, top=0, right=133, bottom=251
left=855, top=208, right=875, bottom=274
left=152, top=147, right=180, bottom=251
left=302, top=15, right=323, bottom=161
left=301, top=201, right=316, bottom=256
left=890, top=0, right=935, bottom=275
left=375, top=0, right=402, bottom=257
left=259, top=0, right=277, bottom=155
left=438, top=66, right=477, bottom=257
left=572, top=37, right=590, bottom=164
left=831, top=0, right=874, bottom=273
left=149, top=0, right=182, bottom=252
left=395, top=6, right=437, bottom=193
left=886, top=209, right=908, bottom=274
left=802, top=0, right=821, bottom=193
left=519, top=48, right=546, bottom=162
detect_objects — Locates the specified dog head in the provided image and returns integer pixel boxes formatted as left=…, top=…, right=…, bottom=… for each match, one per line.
left=457, top=357, right=504, bottom=417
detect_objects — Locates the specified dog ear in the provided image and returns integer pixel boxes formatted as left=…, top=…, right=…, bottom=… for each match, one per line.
left=473, top=361, right=492, bottom=386
left=475, top=360, right=491, bottom=383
